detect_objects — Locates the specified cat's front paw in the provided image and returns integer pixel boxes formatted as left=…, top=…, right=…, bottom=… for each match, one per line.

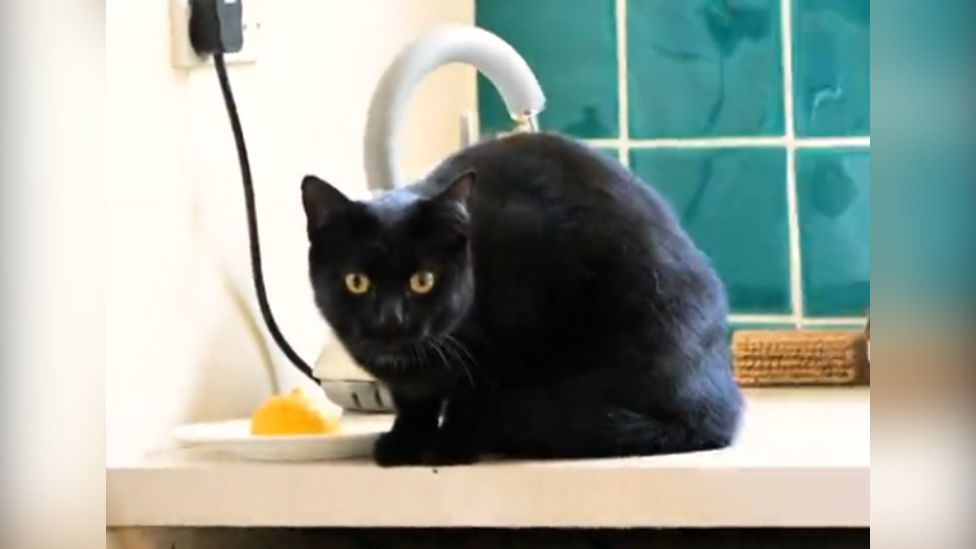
left=423, top=434, right=479, bottom=466
left=373, top=431, right=425, bottom=467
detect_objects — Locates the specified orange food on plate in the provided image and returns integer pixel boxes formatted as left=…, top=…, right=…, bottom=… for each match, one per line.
left=250, top=388, right=340, bottom=435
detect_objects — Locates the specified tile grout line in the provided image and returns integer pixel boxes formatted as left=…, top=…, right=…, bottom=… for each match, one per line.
left=729, top=314, right=866, bottom=325
left=728, top=314, right=797, bottom=323
left=615, top=0, right=630, bottom=167
left=786, top=151, right=804, bottom=327
left=593, top=1, right=863, bottom=328
left=800, top=317, right=868, bottom=327
left=780, top=0, right=805, bottom=328
left=789, top=136, right=871, bottom=148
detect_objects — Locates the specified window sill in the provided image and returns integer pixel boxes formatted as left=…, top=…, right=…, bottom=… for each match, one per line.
left=107, top=388, right=869, bottom=528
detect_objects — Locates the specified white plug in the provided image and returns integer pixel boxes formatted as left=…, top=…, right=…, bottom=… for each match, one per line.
left=169, top=0, right=262, bottom=69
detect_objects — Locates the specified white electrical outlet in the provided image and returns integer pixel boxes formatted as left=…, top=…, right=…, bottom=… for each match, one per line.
left=169, top=0, right=263, bottom=69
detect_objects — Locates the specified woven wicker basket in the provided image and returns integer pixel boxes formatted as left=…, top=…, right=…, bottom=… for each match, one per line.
left=732, top=329, right=868, bottom=386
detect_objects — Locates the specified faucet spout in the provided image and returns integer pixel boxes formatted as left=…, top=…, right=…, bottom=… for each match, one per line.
left=364, top=25, right=546, bottom=191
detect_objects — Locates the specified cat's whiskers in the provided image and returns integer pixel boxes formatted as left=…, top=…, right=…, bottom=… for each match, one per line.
left=427, top=338, right=451, bottom=373
left=444, top=335, right=476, bottom=367
left=439, top=335, right=476, bottom=388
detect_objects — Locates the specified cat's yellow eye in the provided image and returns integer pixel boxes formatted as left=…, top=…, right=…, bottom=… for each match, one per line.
left=344, top=272, right=371, bottom=295
left=409, top=271, right=436, bottom=294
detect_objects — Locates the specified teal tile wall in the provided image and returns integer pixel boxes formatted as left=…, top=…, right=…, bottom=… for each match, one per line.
left=477, top=0, right=870, bottom=329
left=628, top=0, right=784, bottom=138
left=476, top=0, right=618, bottom=138
left=796, top=148, right=870, bottom=316
left=630, top=148, right=791, bottom=313
left=792, top=0, right=870, bottom=136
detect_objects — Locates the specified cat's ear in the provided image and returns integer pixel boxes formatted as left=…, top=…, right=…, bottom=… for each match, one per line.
left=301, top=175, right=350, bottom=233
left=433, top=169, right=476, bottom=205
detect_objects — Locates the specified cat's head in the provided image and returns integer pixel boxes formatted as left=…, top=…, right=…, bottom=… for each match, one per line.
left=301, top=171, right=475, bottom=377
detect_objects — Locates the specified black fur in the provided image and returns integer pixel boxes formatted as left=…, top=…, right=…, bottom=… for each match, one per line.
left=302, top=133, right=742, bottom=466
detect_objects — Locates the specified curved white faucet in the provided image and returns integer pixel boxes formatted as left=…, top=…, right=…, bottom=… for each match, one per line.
left=363, top=25, right=546, bottom=191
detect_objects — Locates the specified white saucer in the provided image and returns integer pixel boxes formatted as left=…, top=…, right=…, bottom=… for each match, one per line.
left=173, top=414, right=393, bottom=462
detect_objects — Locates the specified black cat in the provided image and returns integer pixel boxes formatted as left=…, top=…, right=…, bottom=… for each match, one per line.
left=302, top=132, right=742, bottom=466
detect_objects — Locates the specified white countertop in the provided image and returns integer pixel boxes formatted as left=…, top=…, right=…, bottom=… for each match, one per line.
left=107, top=388, right=869, bottom=528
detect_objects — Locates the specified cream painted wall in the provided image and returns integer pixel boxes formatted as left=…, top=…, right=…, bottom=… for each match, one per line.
left=106, top=0, right=475, bottom=463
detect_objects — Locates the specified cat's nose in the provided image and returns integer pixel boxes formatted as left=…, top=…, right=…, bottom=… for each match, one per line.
left=376, top=301, right=405, bottom=330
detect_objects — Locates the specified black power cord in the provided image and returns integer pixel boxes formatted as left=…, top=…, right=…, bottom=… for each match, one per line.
left=211, top=54, right=317, bottom=382
left=189, top=0, right=316, bottom=382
